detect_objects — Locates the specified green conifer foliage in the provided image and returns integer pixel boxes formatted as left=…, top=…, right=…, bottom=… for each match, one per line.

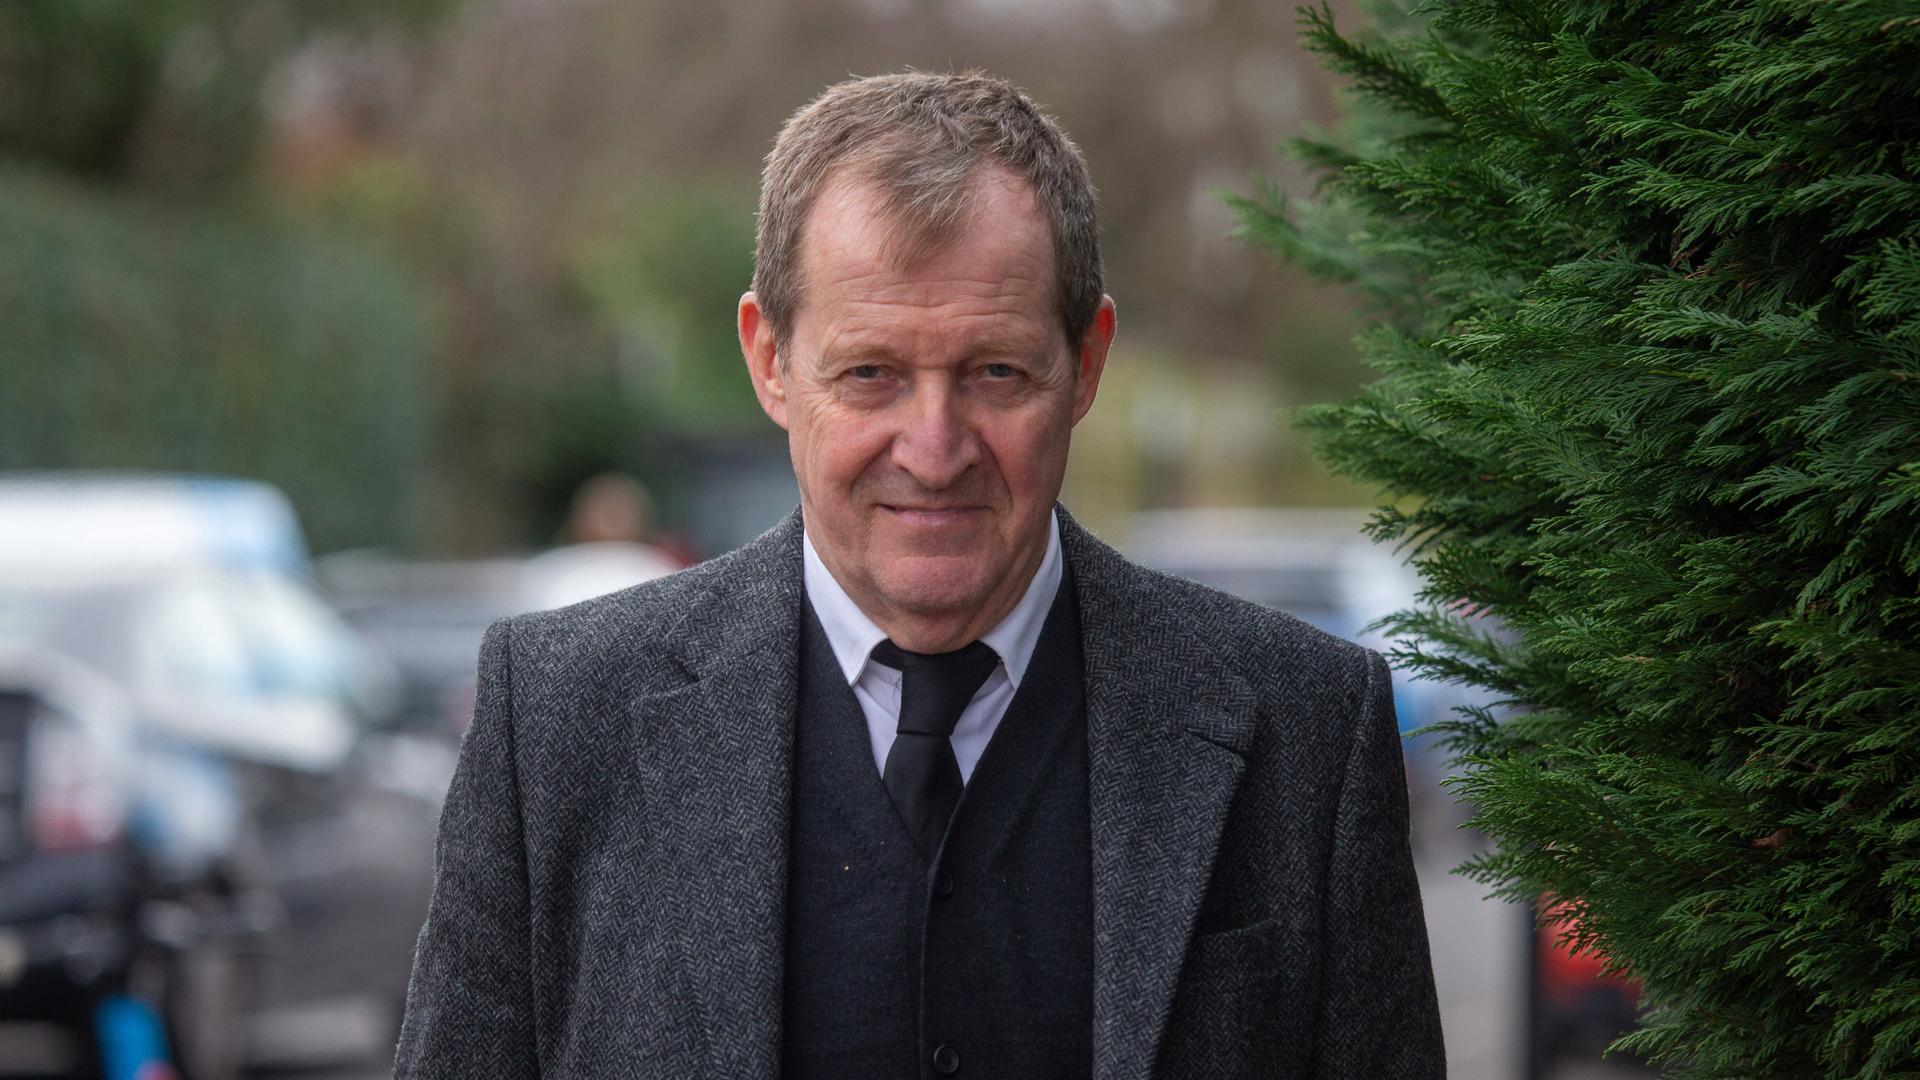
left=1235, top=2, right=1920, bottom=1075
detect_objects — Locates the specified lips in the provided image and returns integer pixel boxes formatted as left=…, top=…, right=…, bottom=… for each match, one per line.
left=881, top=505, right=984, bottom=525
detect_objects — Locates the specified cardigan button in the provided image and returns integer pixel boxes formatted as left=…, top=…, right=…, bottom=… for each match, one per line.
left=932, top=1042, right=961, bottom=1075
left=933, top=869, right=955, bottom=897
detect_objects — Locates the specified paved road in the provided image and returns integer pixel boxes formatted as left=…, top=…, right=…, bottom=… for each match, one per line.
left=1419, top=831, right=1527, bottom=1080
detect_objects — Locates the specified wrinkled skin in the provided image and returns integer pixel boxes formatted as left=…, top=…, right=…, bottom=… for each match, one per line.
left=739, top=168, right=1115, bottom=652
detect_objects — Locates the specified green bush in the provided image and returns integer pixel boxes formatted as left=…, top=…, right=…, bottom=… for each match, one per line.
left=0, top=0, right=456, bottom=184
left=1237, top=2, right=1920, bottom=1075
left=570, top=183, right=763, bottom=432
left=0, top=164, right=433, bottom=552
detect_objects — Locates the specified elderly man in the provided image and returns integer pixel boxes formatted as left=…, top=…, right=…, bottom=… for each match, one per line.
left=393, top=71, right=1444, bottom=1079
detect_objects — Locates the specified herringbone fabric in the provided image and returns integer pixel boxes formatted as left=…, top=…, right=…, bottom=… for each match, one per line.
left=391, top=504, right=1445, bottom=1080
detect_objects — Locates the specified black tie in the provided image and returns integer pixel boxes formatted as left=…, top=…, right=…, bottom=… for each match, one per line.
left=870, top=638, right=1000, bottom=863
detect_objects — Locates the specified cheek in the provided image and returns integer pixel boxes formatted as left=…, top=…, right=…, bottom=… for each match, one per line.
left=984, top=414, right=1072, bottom=498
left=794, top=408, right=890, bottom=495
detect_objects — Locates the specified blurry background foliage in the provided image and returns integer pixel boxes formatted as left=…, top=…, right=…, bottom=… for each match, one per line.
left=0, top=0, right=453, bottom=185
left=0, top=0, right=450, bottom=552
left=3, top=0, right=1385, bottom=556
left=570, top=182, right=764, bottom=433
left=0, top=165, right=430, bottom=553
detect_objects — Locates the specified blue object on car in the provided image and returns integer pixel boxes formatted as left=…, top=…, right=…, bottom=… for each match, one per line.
left=93, top=993, right=179, bottom=1080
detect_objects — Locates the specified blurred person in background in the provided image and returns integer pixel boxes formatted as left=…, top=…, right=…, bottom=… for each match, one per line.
left=393, top=70, right=1441, bottom=1079
left=516, top=473, right=687, bottom=612
left=558, top=471, right=698, bottom=567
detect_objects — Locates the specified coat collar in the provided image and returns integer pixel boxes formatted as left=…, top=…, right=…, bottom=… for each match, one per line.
left=628, top=505, right=1254, bottom=1080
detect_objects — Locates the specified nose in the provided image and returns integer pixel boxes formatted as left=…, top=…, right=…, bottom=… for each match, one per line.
left=890, top=378, right=980, bottom=491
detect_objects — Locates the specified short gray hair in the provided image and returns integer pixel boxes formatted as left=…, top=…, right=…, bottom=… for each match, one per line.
left=753, top=70, right=1103, bottom=349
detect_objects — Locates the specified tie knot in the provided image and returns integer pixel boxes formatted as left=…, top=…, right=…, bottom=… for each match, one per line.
left=871, top=639, right=1000, bottom=737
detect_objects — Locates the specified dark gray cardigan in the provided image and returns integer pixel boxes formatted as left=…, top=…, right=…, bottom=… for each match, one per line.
left=392, top=506, right=1445, bottom=1079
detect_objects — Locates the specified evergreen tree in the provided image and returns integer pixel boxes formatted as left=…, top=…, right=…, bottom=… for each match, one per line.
left=1235, top=2, right=1920, bottom=1075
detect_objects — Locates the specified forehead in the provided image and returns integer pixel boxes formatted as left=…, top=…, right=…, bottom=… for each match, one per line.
left=792, top=169, right=1058, bottom=347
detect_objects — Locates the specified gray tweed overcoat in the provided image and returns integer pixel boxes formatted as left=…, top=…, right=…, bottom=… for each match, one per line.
left=392, top=506, right=1445, bottom=1079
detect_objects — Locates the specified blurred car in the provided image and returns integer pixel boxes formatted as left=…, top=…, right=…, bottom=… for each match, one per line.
left=315, top=554, right=524, bottom=748
left=0, top=648, right=143, bottom=1069
left=1124, top=508, right=1504, bottom=851
left=1529, top=895, right=1648, bottom=1077
left=0, top=569, right=442, bottom=1078
left=317, top=542, right=680, bottom=747
left=0, top=472, right=443, bottom=1077
left=0, top=473, right=312, bottom=583
left=0, top=637, right=280, bottom=1080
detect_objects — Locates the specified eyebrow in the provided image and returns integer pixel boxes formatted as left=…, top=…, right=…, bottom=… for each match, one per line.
left=966, top=337, right=1053, bottom=359
left=822, top=337, right=1053, bottom=366
left=819, top=343, right=902, bottom=368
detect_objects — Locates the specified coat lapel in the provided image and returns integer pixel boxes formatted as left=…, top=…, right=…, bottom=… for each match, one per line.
left=1061, top=509, right=1259, bottom=1080
left=629, top=511, right=804, bottom=1080
left=623, top=506, right=1252, bottom=1080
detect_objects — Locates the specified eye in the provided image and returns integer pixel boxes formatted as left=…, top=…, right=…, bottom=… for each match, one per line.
left=982, top=362, right=1018, bottom=379
left=847, top=364, right=884, bottom=380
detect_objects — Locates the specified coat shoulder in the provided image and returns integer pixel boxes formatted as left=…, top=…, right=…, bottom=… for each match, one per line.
left=490, top=511, right=803, bottom=699
left=1061, top=510, right=1386, bottom=770
left=1126, top=559, right=1372, bottom=674
left=505, top=553, right=719, bottom=672
left=1063, top=514, right=1376, bottom=692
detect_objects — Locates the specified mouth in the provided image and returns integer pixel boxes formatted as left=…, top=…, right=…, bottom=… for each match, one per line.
left=880, top=504, right=985, bottom=527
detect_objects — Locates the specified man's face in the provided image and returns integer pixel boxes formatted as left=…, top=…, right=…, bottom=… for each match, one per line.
left=739, top=168, right=1114, bottom=649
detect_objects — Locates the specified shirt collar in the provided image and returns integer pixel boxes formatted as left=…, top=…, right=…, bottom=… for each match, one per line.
left=801, top=509, right=1063, bottom=690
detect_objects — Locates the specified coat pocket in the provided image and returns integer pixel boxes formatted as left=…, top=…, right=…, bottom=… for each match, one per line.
left=1178, top=916, right=1291, bottom=998
left=1157, top=917, right=1308, bottom=1079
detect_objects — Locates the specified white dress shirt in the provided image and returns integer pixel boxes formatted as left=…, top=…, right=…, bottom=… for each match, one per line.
left=801, top=511, right=1063, bottom=785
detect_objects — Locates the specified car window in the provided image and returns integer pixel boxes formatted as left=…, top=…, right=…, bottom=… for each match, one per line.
left=225, top=574, right=358, bottom=700
left=133, top=580, right=260, bottom=703
left=0, top=589, right=53, bottom=650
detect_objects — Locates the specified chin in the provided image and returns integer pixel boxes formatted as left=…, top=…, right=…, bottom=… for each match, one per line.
left=877, top=559, right=997, bottom=619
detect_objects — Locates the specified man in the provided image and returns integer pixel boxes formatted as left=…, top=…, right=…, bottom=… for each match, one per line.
left=394, top=71, right=1444, bottom=1079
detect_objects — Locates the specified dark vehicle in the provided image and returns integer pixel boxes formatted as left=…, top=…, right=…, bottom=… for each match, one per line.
left=0, top=649, right=153, bottom=1074
left=316, top=555, right=529, bottom=745
left=0, top=569, right=440, bottom=1078
left=1528, top=894, right=1648, bottom=1078
left=317, top=545, right=677, bottom=751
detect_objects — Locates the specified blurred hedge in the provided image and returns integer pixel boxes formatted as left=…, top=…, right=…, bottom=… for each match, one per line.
left=0, top=164, right=433, bottom=552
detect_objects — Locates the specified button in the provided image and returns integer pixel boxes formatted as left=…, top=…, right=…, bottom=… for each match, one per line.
left=931, top=1042, right=961, bottom=1075
left=933, top=870, right=955, bottom=897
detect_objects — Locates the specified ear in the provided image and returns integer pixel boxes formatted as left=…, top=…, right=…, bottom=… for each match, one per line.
left=1070, top=295, right=1116, bottom=426
left=739, top=291, right=789, bottom=430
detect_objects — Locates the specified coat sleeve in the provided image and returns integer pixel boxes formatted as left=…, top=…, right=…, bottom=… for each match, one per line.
left=1315, top=648, right=1446, bottom=1078
left=392, top=617, right=540, bottom=1079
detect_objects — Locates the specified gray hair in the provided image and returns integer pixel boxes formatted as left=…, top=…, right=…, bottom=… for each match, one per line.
left=753, top=70, right=1103, bottom=350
